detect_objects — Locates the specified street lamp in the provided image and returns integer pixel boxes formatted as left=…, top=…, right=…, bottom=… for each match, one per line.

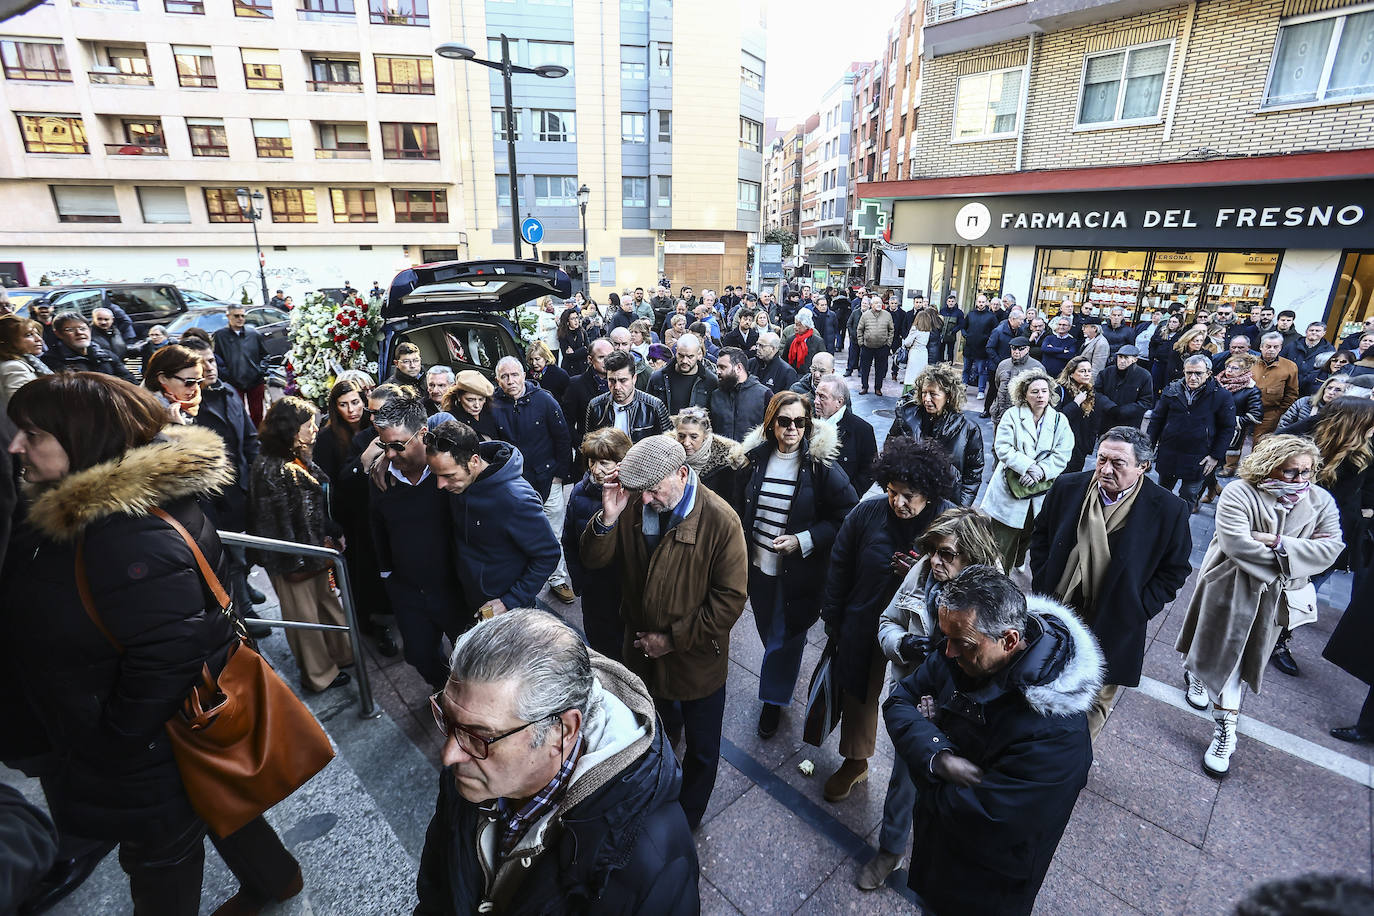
left=235, top=187, right=269, bottom=307
left=436, top=37, right=569, bottom=260
left=577, top=183, right=590, bottom=296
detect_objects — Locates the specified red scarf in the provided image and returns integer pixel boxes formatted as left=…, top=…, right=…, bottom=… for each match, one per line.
left=787, top=327, right=814, bottom=370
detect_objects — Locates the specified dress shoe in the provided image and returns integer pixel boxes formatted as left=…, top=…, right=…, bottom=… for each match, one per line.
left=1270, top=630, right=1300, bottom=677
left=1331, top=726, right=1374, bottom=744
left=18, top=842, right=116, bottom=915
left=823, top=758, right=869, bottom=802
left=874, top=387, right=884, bottom=397
left=855, top=850, right=904, bottom=891
left=213, top=866, right=304, bottom=916
left=550, top=583, right=577, bottom=604
left=859, top=387, right=869, bottom=395
left=374, top=627, right=399, bottom=658
left=308, top=670, right=351, bottom=693
left=248, top=584, right=268, bottom=605
left=242, top=610, right=272, bottom=641
left=757, top=703, right=781, bottom=739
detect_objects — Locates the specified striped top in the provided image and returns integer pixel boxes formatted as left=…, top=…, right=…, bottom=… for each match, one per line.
left=751, top=448, right=802, bottom=576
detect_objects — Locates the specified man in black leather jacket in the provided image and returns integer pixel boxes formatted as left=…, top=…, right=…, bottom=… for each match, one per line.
left=585, top=351, right=670, bottom=443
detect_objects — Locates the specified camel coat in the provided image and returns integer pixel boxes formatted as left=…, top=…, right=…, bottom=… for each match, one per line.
left=1175, top=479, right=1343, bottom=697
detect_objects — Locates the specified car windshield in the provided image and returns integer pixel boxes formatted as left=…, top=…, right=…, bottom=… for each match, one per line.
left=5, top=291, right=39, bottom=308
left=182, top=290, right=219, bottom=305
left=167, top=311, right=228, bottom=335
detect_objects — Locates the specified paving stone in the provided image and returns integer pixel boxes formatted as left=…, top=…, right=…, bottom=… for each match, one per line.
left=793, top=859, right=921, bottom=914
left=1033, top=858, right=1142, bottom=916
left=700, top=878, right=745, bottom=916
left=722, top=664, right=809, bottom=769
left=777, top=742, right=891, bottom=842
left=700, top=759, right=753, bottom=829
left=1086, top=734, right=1219, bottom=846
left=1179, top=851, right=1309, bottom=916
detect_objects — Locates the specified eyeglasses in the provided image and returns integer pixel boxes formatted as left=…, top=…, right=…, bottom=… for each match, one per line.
left=931, top=546, right=960, bottom=563
left=381, top=428, right=421, bottom=452
left=1277, top=467, right=1314, bottom=481
left=774, top=415, right=808, bottom=429
left=171, top=374, right=204, bottom=386
left=429, top=693, right=562, bottom=760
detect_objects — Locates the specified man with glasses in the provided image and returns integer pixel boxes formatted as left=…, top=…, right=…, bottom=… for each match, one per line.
left=213, top=304, right=270, bottom=425
left=1148, top=354, right=1235, bottom=512
left=385, top=342, right=425, bottom=390
left=426, top=420, right=561, bottom=620
left=417, top=608, right=700, bottom=913
left=815, top=374, right=877, bottom=497
left=369, top=395, right=469, bottom=691
left=581, top=436, right=747, bottom=831
left=41, top=311, right=133, bottom=381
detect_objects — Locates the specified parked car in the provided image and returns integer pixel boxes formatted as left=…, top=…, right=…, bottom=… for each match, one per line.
left=380, top=259, right=572, bottom=381
left=166, top=304, right=290, bottom=359
left=2, top=287, right=47, bottom=314
left=179, top=289, right=235, bottom=308
left=15, top=283, right=188, bottom=337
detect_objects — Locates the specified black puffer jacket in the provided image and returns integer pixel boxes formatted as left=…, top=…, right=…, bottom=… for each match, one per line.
left=1147, top=379, right=1235, bottom=482
left=415, top=656, right=699, bottom=916
left=0, top=426, right=238, bottom=842
left=887, top=402, right=985, bottom=506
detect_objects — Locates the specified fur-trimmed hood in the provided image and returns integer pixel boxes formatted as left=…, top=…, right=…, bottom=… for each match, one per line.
left=731, top=417, right=840, bottom=466
left=1004, top=593, right=1106, bottom=718
left=669, top=431, right=742, bottom=475
left=25, top=424, right=232, bottom=542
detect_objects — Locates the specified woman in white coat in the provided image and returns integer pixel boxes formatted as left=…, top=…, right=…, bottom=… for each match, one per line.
left=900, top=310, right=933, bottom=393
left=1175, top=434, right=1343, bottom=777
left=979, top=368, right=1075, bottom=571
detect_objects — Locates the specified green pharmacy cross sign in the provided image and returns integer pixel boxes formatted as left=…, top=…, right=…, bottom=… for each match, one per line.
left=852, top=200, right=887, bottom=240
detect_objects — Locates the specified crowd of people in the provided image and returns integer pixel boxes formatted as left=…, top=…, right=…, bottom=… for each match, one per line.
left=0, top=278, right=1370, bottom=916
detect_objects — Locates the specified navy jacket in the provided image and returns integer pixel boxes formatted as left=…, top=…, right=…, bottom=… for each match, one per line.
left=448, top=442, right=560, bottom=611
left=194, top=380, right=259, bottom=531
left=985, top=320, right=1025, bottom=364
left=1094, top=364, right=1154, bottom=428
left=212, top=326, right=269, bottom=392
left=811, top=308, right=840, bottom=347
left=708, top=376, right=770, bottom=443
left=1147, top=379, right=1236, bottom=482
left=747, top=356, right=798, bottom=394
left=1283, top=337, right=1336, bottom=393
left=831, top=408, right=878, bottom=499
left=490, top=381, right=572, bottom=497
left=963, top=309, right=1000, bottom=360
left=1039, top=333, right=1078, bottom=379
left=1101, top=322, right=1136, bottom=355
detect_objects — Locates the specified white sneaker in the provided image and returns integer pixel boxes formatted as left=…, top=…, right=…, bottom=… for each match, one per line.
left=1203, top=708, right=1238, bottom=778
left=1184, top=671, right=1209, bottom=711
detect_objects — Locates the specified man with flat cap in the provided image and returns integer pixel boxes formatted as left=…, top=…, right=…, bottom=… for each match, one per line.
left=581, top=436, right=748, bottom=831
left=1094, top=344, right=1154, bottom=431
left=991, top=335, right=1044, bottom=429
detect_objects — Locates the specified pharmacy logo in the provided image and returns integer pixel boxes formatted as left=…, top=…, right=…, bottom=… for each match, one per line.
left=955, top=202, right=992, bottom=241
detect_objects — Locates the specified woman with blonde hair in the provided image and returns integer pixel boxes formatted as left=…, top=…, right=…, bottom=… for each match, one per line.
left=0, top=313, right=52, bottom=412
left=1175, top=434, right=1343, bottom=777
left=629, top=318, right=655, bottom=355
left=887, top=362, right=984, bottom=505
left=525, top=339, right=570, bottom=402
left=1055, top=355, right=1100, bottom=473
left=900, top=309, right=933, bottom=391
left=1166, top=325, right=1215, bottom=385
left=1276, top=373, right=1350, bottom=434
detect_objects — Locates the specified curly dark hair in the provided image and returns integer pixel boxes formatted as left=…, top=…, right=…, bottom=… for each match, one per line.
left=871, top=435, right=955, bottom=501
left=258, top=395, right=317, bottom=459
left=1233, top=873, right=1374, bottom=916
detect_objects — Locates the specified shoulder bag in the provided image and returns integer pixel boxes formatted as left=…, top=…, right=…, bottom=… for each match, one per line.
left=76, top=507, right=335, bottom=838
left=1005, top=444, right=1056, bottom=500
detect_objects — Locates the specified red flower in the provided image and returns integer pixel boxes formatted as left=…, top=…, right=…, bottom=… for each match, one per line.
left=339, top=317, right=351, bottom=326
left=349, top=340, right=361, bottom=351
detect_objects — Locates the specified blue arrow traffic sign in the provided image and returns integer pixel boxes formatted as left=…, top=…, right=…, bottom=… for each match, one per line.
left=520, top=217, right=544, bottom=246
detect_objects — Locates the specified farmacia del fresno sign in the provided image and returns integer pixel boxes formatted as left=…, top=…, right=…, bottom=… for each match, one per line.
left=890, top=179, right=1374, bottom=248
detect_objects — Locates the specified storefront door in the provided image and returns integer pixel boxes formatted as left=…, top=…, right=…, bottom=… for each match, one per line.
left=1329, top=250, right=1374, bottom=343
left=930, top=245, right=1006, bottom=311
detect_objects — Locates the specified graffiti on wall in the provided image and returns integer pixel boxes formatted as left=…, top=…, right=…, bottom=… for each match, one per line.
left=149, top=269, right=258, bottom=301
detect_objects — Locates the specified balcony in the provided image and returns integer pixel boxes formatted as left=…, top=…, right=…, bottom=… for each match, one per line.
left=925, top=0, right=1023, bottom=25
left=307, top=79, right=363, bottom=92
left=105, top=142, right=167, bottom=156
left=89, top=70, right=153, bottom=87
left=924, top=0, right=1184, bottom=57
left=315, top=148, right=370, bottom=159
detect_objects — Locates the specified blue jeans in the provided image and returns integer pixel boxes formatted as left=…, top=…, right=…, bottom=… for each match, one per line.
left=1157, top=474, right=1206, bottom=509
left=655, top=684, right=727, bottom=830
left=879, top=753, right=917, bottom=854
left=750, top=568, right=808, bottom=707
left=962, top=356, right=989, bottom=390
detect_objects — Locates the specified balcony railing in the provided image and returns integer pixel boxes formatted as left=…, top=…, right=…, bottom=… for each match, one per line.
left=307, top=79, right=363, bottom=92
left=369, top=1, right=427, bottom=25
left=315, top=148, right=370, bottom=159
left=89, top=70, right=154, bottom=86
left=925, top=0, right=1024, bottom=25
left=297, top=0, right=355, bottom=19
left=105, top=142, right=167, bottom=156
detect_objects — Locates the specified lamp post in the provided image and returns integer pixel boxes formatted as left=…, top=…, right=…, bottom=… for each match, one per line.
left=235, top=187, right=270, bottom=306
left=435, top=37, right=568, bottom=260
left=576, top=183, right=590, bottom=296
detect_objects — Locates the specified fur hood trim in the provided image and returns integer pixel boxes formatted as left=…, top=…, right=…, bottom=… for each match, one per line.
left=1017, top=594, right=1106, bottom=718
left=26, top=424, right=233, bottom=542
left=731, top=417, right=840, bottom=466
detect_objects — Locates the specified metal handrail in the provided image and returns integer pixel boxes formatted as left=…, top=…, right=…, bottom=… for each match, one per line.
left=218, top=531, right=380, bottom=719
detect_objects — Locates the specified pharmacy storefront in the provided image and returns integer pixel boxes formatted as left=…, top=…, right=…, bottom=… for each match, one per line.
left=872, top=166, right=1374, bottom=343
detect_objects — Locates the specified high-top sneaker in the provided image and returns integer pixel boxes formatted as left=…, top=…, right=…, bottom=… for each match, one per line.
left=1184, top=670, right=1209, bottom=711
left=1203, top=707, right=1238, bottom=778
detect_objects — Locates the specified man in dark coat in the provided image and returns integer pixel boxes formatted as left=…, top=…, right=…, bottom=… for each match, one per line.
left=648, top=333, right=717, bottom=414
left=938, top=293, right=965, bottom=363
left=1093, top=345, right=1154, bottom=430
left=708, top=347, right=770, bottom=442
left=815, top=375, right=877, bottom=497
left=961, top=295, right=999, bottom=397
left=884, top=568, right=1102, bottom=916
left=1283, top=321, right=1336, bottom=394
left=40, top=312, right=134, bottom=382
left=748, top=332, right=799, bottom=393
left=720, top=310, right=760, bottom=359
left=1100, top=307, right=1136, bottom=356
left=489, top=357, right=572, bottom=502
left=417, top=610, right=699, bottom=916
left=1147, top=358, right=1235, bottom=509
left=981, top=307, right=1026, bottom=418
left=563, top=338, right=613, bottom=458
left=212, top=304, right=271, bottom=426
left=1030, top=427, right=1192, bottom=738
left=585, top=351, right=671, bottom=443
left=811, top=297, right=841, bottom=352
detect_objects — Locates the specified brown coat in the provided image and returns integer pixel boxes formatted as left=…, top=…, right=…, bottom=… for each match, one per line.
left=1174, top=479, right=1342, bottom=698
left=581, top=478, right=748, bottom=701
left=1251, top=356, right=1299, bottom=440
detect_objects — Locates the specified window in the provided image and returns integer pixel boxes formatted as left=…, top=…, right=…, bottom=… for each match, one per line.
left=534, top=175, right=577, bottom=206
left=375, top=56, right=433, bottom=94
left=738, top=180, right=760, bottom=211
left=173, top=46, right=216, bottom=87
left=2, top=40, right=71, bottom=81
left=242, top=50, right=283, bottom=90
left=487, top=38, right=519, bottom=64
left=164, top=0, right=204, bottom=12
left=536, top=110, right=575, bottom=142
left=621, top=0, right=646, bottom=8
left=233, top=0, right=272, bottom=16
left=392, top=188, right=447, bottom=223
left=621, top=112, right=646, bottom=143
left=492, top=108, right=518, bottom=141
left=72, top=0, right=136, bottom=8
left=90, top=45, right=152, bottom=85
left=622, top=176, right=646, bottom=207
left=309, top=57, right=362, bottom=91
left=252, top=119, right=292, bottom=157
left=656, top=109, right=671, bottom=142
left=656, top=42, right=671, bottom=72
left=528, top=41, right=573, bottom=74
left=496, top=175, right=511, bottom=207
left=188, top=119, right=228, bottom=156
left=137, top=187, right=190, bottom=223
left=204, top=188, right=249, bottom=222
left=120, top=118, right=164, bottom=149
left=317, top=123, right=369, bottom=158
left=741, top=52, right=763, bottom=91
left=18, top=114, right=87, bottom=154
left=740, top=117, right=762, bottom=152
left=330, top=188, right=377, bottom=222
left=268, top=188, right=317, bottom=223
left=953, top=66, right=1022, bottom=139
left=656, top=175, right=671, bottom=207
left=1265, top=8, right=1374, bottom=107
left=51, top=186, right=118, bottom=222
left=298, top=0, right=354, bottom=20
left=370, top=0, right=428, bottom=25
left=381, top=122, right=438, bottom=159
left=1078, top=42, right=1170, bottom=125
left=621, top=45, right=646, bottom=81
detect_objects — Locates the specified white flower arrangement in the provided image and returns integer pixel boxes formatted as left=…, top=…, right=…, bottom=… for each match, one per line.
left=285, top=292, right=383, bottom=404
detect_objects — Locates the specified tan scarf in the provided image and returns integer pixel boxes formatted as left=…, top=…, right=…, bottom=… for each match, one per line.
left=1055, top=477, right=1143, bottom=621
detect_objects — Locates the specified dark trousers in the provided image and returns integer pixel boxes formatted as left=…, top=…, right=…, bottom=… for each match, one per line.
left=386, top=581, right=468, bottom=690
left=242, top=383, right=266, bottom=428
left=654, top=684, right=726, bottom=830
left=1157, top=474, right=1206, bottom=508
left=984, top=368, right=1000, bottom=413
left=857, top=347, right=889, bottom=392
left=846, top=336, right=861, bottom=374
left=118, top=814, right=297, bottom=916
left=224, top=543, right=253, bottom=622
left=941, top=337, right=958, bottom=363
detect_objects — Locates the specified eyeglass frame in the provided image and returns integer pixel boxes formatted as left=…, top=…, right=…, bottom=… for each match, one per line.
left=773, top=414, right=809, bottom=430
left=380, top=427, right=422, bottom=453
left=1276, top=466, right=1314, bottom=481
left=429, top=691, right=567, bottom=760
left=169, top=372, right=204, bottom=387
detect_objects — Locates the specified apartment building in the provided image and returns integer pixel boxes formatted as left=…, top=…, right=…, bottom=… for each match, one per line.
left=449, top=0, right=766, bottom=295
left=859, top=0, right=1374, bottom=340
left=763, top=119, right=802, bottom=242
left=811, top=69, right=861, bottom=247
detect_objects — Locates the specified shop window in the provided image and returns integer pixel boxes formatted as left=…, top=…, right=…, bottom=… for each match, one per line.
left=1033, top=249, right=1093, bottom=319
left=932, top=245, right=1007, bottom=311
left=1264, top=8, right=1374, bottom=108
left=1077, top=41, right=1171, bottom=126
left=1088, top=250, right=1148, bottom=315
left=1328, top=251, right=1374, bottom=342
left=952, top=66, right=1022, bottom=140
left=1143, top=251, right=1209, bottom=319
left=1206, top=252, right=1278, bottom=320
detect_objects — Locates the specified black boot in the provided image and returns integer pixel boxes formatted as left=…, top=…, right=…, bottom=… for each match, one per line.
left=757, top=703, right=781, bottom=739
left=20, top=841, right=117, bottom=915
left=1271, top=628, right=1300, bottom=677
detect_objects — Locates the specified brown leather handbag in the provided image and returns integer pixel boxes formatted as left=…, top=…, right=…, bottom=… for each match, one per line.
left=76, top=507, right=335, bottom=838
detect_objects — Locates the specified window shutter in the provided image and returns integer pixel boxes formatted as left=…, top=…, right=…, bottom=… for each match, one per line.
left=52, top=185, right=118, bottom=217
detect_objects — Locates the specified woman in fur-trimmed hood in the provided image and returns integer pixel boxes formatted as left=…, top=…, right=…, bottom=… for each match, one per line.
left=2, top=372, right=302, bottom=911
left=730, top=391, right=858, bottom=737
